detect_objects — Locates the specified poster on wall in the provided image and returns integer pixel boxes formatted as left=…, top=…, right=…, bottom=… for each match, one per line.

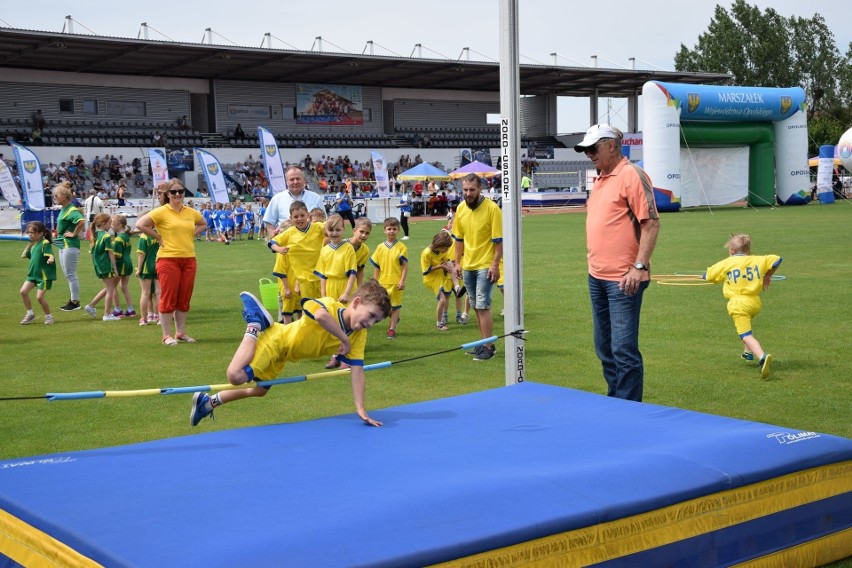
left=296, top=83, right=363, bottom=125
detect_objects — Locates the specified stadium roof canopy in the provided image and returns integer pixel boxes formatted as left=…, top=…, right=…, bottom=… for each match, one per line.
left=0, top=28, right=731, bottom=98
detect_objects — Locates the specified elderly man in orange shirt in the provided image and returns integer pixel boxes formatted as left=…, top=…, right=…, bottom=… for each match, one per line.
left=575, top=124, right=660, bottom=402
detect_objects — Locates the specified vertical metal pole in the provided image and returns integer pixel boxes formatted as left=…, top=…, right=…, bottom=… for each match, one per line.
left=499, top=0, right=525, bottom=386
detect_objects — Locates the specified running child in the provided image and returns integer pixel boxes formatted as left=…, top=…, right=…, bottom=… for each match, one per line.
left=82, top=212, right=120, bottom=321
left=19, top=221, right=56, bottom=325
left=349, top=217, right=372, bottom=287
left=110, top=214, right=136, bottom=318
left=136, top=223, right=161, bottom=326
left=703, top=233, right=782, bottom=380
left=189, top=280, right=392, bottom=427
left=370, top=217, right=408, bottom=338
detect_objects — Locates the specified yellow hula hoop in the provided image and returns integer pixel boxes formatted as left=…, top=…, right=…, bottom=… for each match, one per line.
left=656, top=280, right=713, bottom=286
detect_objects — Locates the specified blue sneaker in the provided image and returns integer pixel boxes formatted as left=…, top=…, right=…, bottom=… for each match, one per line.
left=240, top=291, right=272, bottom=331
left=190, top=392, right=214, bottom=426
left=740, top=351, right=755, bottom=362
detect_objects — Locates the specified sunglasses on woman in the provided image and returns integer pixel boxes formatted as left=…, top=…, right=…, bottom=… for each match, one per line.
left=169, top=189, right=185, bottom=195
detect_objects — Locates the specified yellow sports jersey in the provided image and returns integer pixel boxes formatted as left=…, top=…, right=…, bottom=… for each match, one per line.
left=705, top=254, right=782, bottom=299
left=352, top=241, right=371, bottom=272
left=420, top=246, right=452, bottom=296
left=370, top=240, right=408, bottom=288
left=315, top=241, right=357, bottom=299
left=250, top=297, right=368, bottom=379
left=272, top=222, right=325, bottom=283
left=148, top=204, right=203, bottom=258
left=452, top=196, right=502, bottom=270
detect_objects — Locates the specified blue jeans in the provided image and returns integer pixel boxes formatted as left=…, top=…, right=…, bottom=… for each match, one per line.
left=463, top=269, right=494, bottom=310
left=588, top=275, right=650, bottom=402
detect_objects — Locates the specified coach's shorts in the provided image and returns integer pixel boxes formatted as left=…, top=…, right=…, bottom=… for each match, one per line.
left=463, top=268, right=494, bottom=310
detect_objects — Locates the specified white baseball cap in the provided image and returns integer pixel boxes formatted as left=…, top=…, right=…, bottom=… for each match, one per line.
left=574, top=124, right=620, bottom=152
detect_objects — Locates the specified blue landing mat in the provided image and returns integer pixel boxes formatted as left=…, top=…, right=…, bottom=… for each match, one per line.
left=1, top=382, right=850, bottom=567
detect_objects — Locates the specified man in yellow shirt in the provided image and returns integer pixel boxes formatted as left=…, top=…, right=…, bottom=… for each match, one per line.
left=452, top=173, right=503, bottom=361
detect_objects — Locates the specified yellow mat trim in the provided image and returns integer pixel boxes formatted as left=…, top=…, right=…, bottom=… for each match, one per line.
left=0, top=508, right=103, bottom=568
left=732, top=528, right=852, bottom=568
left=432, top=461, right=852, bottom=568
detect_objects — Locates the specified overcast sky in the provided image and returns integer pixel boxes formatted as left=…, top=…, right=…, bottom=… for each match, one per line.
left=3, top=0, right=849, bottom=134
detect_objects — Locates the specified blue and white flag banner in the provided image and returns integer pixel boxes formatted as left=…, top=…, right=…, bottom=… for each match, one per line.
left=149, top=148, right=168, bottom=189
left=12, top=143, right=45, bottom=211
left=0, top=159, right=22, bottom=207
left=196, top=149, right=230, bottom=204
left=259, top=127, right=286, bottom=194
left=372, top=150, right=390, bottom=197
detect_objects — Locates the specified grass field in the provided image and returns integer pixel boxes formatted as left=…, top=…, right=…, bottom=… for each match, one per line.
left=1, top=203, right=850, bottom=461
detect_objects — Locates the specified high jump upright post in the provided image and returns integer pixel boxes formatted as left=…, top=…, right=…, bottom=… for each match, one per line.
left=499, top=0, right=526, bottom=385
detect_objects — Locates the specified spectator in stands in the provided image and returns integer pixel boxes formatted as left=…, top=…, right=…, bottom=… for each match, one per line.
left=34, top=109, right=46, bottom=130
left=262, top=165, right=325, bottom=235
left=178, top=115, right=189, bottom=130
left=30, top=127, right=43, bottom=146
left=152, top=132, right=163, bottom=146
left=233, top=123, right=246, bottom=140
left=117, top=183, right=128, bottom=206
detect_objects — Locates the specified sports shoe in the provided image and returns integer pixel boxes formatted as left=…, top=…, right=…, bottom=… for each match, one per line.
left=176, top=332, right=197, bottom=343
left=325, top=356, right=341, bottom=369
left=190, top=392, right=214, bottom=426
left=112, top=309, right=124, bottom=318
left=44, top=315, right=54, bottom=325
left=387, top=329, right=396, bottom=339
left=239, top=291, right=272, bottom=331
left=473, top=345, right=497, bottom=361
left=454, top=285, right=466, bottom=298
left=59, top=300, right=81, bottom=311
left=139, top=318, right=148, bottom=326
left=20, top=313, right=36, bottom=325
left=436, top=322, right=449, bottom=331
left=125, top=309, right=137, bottom=317
left=84, top=305, right=97, bottom=318
left=740, top=351, right=755, bottom=362
left=162, top=335, right=178, bottom=346
left=457, top=313, right=469, bottom=324
left=401, top=236, right=409, bottom=240
left=465, top=346, right=479, bottom=355
left=103, top=314, right=121, bottom=321
left=759, top=354, right=773, bottom=381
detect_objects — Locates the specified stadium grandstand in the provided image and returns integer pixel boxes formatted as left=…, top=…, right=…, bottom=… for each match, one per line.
left=0, top=26, right=729, bottom=199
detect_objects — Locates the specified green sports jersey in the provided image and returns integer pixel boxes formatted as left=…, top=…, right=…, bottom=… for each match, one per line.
left=26, top=239, right=56, bottom=283
left=91, top=230, right=115, bottom=278
left=137, top=234, right=159, bottom=279
left=113, top=231, right=134, bottom=276
left=56, top=204, right=85, bottom=249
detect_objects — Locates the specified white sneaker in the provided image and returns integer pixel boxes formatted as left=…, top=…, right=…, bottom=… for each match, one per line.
left=44, top=315, right=55, bottom=325
left=20, top=313, right=36, bottom=325
left=401, top=236, right=409, bottom=240
left=84, top=305, right=97, bottom=318
left=102, top=314, right=121, bottom=321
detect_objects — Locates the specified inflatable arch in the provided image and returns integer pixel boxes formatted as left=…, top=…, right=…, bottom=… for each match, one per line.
left=642, top=81, right=811, bottom=211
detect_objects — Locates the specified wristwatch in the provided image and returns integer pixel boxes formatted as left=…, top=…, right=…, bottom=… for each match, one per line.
left=633, top=262, right=648, bottom=271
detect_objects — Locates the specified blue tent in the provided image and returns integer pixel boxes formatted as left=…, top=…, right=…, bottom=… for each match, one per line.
left=397, top=162, right=450, bottom=181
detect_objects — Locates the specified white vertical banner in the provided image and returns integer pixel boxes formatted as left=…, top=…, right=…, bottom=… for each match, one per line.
left=0, top=159, right=22, bottom=207
left=816, top=145, right=835, bottom=204
left=12, top=143, right=45, bottom=211
left=149, top=148, right=168, bottom=188
left=371, top=151, right=390, bottom=197
left=196, top=149, right=231, bottom=204
left=259, top=127, right=286, bottom=194
left=499, top=0, right=525, bottom=386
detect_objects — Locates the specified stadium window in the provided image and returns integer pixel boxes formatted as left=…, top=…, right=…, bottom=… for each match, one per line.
left=59, top=99, right=74, bottom=114
left=363, top=109, right=372, bottom=122
left=83, top=99, right=98, bottom=115
left=106, top=100, right=147, bottom=117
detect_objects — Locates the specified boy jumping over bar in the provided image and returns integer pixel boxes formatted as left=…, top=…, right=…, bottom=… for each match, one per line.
left=190, top=279, right=392, bottom=427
